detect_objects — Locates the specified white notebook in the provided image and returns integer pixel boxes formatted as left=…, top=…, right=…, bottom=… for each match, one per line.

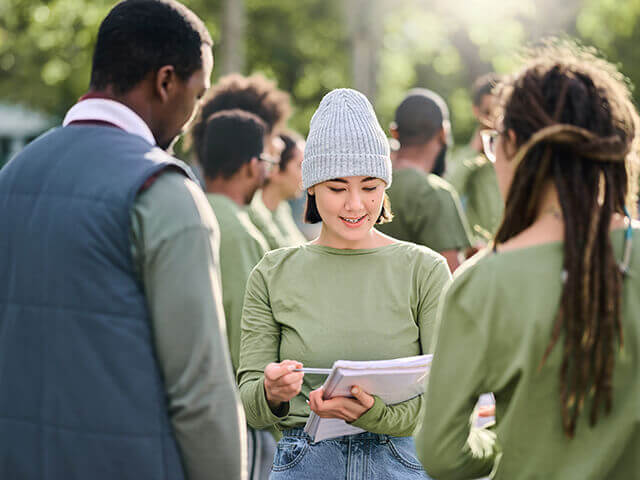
left=303, top=354, right=432, bottom=442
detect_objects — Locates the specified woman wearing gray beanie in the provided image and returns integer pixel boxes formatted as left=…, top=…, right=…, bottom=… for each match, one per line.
left=237, top=88, right=451, bottom=479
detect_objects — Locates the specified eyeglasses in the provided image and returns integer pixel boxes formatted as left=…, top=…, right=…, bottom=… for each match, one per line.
left=259, top=152, right=280, bottom=172
left=480, top=129, right=499, bottom=163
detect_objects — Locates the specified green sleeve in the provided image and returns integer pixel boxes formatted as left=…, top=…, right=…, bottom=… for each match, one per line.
left=412, top=184, right=473, bottom=253
left=130, top=172, right=246, bottom=480
left=247, top=201, right=282, bottom=250
left=237, top=261, right=290, bottom=429
left=219, top=213, right=268, bottom=373
left=446, top=157, right=472, bottom=199
left=351, top=257, right=452, bottom=436
left=415, top=264, right=498, bottom=479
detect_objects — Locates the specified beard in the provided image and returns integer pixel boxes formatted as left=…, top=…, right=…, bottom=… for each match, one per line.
left=431, top=143, right=448, bottom=177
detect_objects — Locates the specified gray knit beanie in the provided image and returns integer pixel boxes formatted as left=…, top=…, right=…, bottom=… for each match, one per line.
left=302, top=88, right=392, bottom=190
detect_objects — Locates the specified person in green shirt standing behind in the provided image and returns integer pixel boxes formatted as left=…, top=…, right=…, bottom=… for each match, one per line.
left=446, top=74, right=504, bottom=244
left=378, top=89, right=473, bottom=271
left=238, top=88, right=451, bottom=479
left=416, top=44, right=640, bottom=479
left=192, top=73, right=307, bottom=250
left=191, top=109, right=275, bottom=480
left=248, top=131, right=308, bottom=249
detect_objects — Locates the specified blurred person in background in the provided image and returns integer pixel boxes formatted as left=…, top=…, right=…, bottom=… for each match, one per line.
left=378, top=89, right=473, bottom=271
left=248, top=131, right=308, bottom=249
left=0, top=1, right=246, bottom=479
left=446, top=74, right=504, bottom=244
left=192, top=109, right=274, bottom=480
left=192, top=73, right=291, bottom=161
left=191, top=73, right=319, bottom=242
left=416, top=44, right=640, bottom=479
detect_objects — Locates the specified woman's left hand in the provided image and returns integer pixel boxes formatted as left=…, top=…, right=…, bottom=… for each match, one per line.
left=308, top=386, right=375, bottom=422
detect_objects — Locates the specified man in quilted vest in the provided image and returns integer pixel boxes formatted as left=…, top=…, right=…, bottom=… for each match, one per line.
left=0, top=1, right=245, bottom=479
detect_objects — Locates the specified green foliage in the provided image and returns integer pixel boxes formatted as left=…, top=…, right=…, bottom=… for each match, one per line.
left=243, top=0, right=350, bottom=135
left=577, top=0, right=640, bottom=99
left=0, top=0, right=112, bottom=118
left=2, top=0, right=640, bottom=151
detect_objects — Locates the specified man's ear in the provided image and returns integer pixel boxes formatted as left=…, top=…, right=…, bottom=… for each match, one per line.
left=389, top=122, right=399, bottom=140
left=472, top=105, right=480, bottom=121
left=246, top=156, right=261, bottom=179
left=155, top=65, right=177, bottom=103
left=505, top=129, right=518, bottom=157
left=438, top=126, right=447, bottom=144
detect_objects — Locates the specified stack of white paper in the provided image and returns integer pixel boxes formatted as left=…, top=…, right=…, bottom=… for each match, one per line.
left=304, top=354, right=432, bottom=442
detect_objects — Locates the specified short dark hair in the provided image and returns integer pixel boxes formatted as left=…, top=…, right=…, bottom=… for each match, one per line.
left=394, top=88, right=448, bottom=147
left=278, top=131, right=304, bottom=171
left=90, top=0, right=212, bottom=95
left=472, top=73, right=501, bottom=107
left=195, top=109, right=266, bottom=180
left=303, top=192, right=393, bottom=224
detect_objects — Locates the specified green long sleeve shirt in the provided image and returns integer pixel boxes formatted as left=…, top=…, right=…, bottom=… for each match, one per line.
left=237, top=241, right=451, bottom=436
left=415, top=226, right=640, bottom=480
left=247, top=189, right=307, bottom=250
left=130, top=172, right=246, bottom=480
left=446, top=153, right=503, bottom=242
left=206, top=193, right=269, bottom=373
left=378, top=168, right=473, bottom=252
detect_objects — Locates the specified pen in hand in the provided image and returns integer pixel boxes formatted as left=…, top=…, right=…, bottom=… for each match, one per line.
left=292, top=368, right=332, bottom=375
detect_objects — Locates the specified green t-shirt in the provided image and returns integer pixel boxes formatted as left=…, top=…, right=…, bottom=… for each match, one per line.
left=378, top=168, right=473, bottom=252
left=415, top=226, right=640, bottom=479
left=247, top=189, right=307, bottom=250
left=238, top=241, right=451, bottom=435
left=446, top=152, right=504, bottom=242
left=207, top=193, right=269, bottom=373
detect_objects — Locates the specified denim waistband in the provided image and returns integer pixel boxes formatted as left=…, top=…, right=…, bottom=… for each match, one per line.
left=281, top=427, right=391, bottom=444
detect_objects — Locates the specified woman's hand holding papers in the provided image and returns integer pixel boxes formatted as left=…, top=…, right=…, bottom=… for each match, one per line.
left=308, top=386, right=375, bottom=422
left=264, top=360, right=304, bottom=413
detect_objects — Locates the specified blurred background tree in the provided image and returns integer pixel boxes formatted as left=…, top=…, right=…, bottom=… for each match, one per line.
left=1, top=0, right=639, bottom=152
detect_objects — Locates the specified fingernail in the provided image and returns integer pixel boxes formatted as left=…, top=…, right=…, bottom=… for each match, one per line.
left=287, top=365, right=295, bottom=371
left=351, top=387, right=359, bottom=395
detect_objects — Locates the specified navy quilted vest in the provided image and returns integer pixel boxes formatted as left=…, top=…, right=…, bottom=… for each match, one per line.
left=0, top=125, right=193, bottom=479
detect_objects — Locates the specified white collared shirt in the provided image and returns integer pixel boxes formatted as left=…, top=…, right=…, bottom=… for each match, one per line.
left=63, top=98, right=156, bottom=146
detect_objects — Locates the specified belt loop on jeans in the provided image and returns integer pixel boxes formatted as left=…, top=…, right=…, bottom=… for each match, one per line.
left=377, top=434, right=389, bottom=444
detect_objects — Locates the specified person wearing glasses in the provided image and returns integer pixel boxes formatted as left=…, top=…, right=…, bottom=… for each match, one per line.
left=192, top=109, right=275, bottom=479
left=378, top=89, right=473, bottom=271
left=190, top=74, right=307, bottom=251
left=248, top=131, right=308, bottom=250
left=446, top=74, right=504, bottom=244
left=415, top=44, right=640, bottom=479
left=193, top=109, right=272, bottom=373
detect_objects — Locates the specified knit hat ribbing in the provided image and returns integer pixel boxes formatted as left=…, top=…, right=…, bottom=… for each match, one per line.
left=302, top=88, right=392, bottom=190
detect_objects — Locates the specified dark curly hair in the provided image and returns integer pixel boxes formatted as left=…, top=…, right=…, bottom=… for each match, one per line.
left=190, top=74, right=291, bottom=160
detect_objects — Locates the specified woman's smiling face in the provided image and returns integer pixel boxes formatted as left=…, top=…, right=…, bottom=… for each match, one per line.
left=308, top=176, right=386, bottom=246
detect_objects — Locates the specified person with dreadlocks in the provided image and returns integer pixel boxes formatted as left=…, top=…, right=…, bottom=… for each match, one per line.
left=414, top=43, right=640, bottom=479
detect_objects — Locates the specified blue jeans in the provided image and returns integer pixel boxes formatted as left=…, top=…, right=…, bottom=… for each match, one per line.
left=269, top=428, right=431, bottom=480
